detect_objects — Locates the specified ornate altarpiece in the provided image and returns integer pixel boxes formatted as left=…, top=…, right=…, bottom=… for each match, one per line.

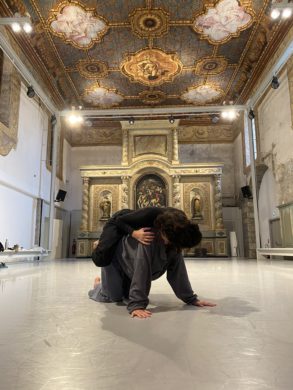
left=77, top=120, right=227, bottom=257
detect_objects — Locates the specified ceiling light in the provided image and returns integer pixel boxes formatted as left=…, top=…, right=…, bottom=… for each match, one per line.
left=11, top=22, right=21, bottom=32
left=169, top=115, right=175, bottom=124
left=129, top=117, right=135, bottom=125
left=68, top=114, right=83, bottom=125
left=271, top=8, right=281, bottom=19
left=221, top=110, right=237, bottom=120
left=23, top=22, right=32, bottom=33
left=248, top=109, right=255, bottom=120
left=27, top=85, right=35, bottom=98
left=282, top=8, right=292, bottom=18
left=271, top=75, right=280, bottom=89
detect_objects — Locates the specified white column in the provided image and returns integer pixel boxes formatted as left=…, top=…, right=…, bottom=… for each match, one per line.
left=245, top=111, right=261, bottom=254
left=80, top=177, right=90, bottom=231
left=48, top=115, right=59, bottom=251
left=172, top=175, right=181, bottom=209
left=122, top=129, right=129, bottom=166
left=121, top=176, right=130, bottom=209
left=214, top=174, right=224, bottom=230
left=172, top=128, right=179, bottom=164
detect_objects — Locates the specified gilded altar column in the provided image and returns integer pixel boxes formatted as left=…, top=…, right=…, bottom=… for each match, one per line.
left=80, top=177, right=90, bottom=231
left=172, top=175, right=181, bottom=209
left=121, top=176, right=130, bottom=209
left=122, top=129, right=129, bottom=166
left=214, top=174, right=224, bottom=230
left=172, top=128, right=179, bottom=164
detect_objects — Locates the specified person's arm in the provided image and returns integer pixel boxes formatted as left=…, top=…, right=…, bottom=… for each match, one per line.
left=167, top=251, right=216, bottom=307
left=127, top=241, right=153, bottom=315
left=166, top=251, right=199, bottom=305
left=116, top=208, right=162, bottom=244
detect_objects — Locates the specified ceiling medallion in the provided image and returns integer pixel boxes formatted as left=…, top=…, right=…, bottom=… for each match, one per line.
left=181, top=85, right=224, bottom=105
left=129, top=7, right=169, bottom=38
left=139, top=90, right=167, bottom=105
left=47, top=1, right=109, bottom=49
left=193, top=0, right=254, bottom=44
left=83, top=83, right=123, bottom=108
left=194, top=56, right=228, bottom=76
left=121, top=48, right=183, bottom=87
left=77, top=59, right=109, bottom=79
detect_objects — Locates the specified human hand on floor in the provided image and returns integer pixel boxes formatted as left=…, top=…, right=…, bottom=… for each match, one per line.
left=132, top=228, right=155, bottom=245
left=131, top=309, right=152, bottom=318
left=193, top=300, right=217, bottom=307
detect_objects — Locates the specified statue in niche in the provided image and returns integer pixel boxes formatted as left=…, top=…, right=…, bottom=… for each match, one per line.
left=192, top=195, right=203, bottom=220
left=99, top=196, right=111, bottom=220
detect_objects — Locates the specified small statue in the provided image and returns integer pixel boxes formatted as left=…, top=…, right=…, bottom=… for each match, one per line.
left=192, top=195, right=203, bottom=220
left=99, top=196, right=111, bottom=220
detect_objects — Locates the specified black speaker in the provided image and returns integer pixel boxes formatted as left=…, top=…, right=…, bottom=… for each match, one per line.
left=55, top=189, right=67, bottom=202
left=241, top=185, right=252, bottom=198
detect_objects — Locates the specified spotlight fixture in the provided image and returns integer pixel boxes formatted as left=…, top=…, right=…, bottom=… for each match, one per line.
left=211, top=114, right=220, bottom=124
left=0, top=14, right=33, bottom=33
left=23, top=22, right=32, bottom=33
left=129, top=117, right=135, bottom=125
left=11, top=22, right=21, bottom=32
left=84, top=119, right=92, bottom=127
left=271, top=75, right=280, bottom=89
left=68, top=114, right=83, bottom=125
left=168, top=115, right=175, bottom=124
left=27, top=85, right=35, bottom=98
left=248, top=109, right=255, bottom=120
left=270, top=0, right=293, bottom=19
left=221, top=110, right=237, bottom=120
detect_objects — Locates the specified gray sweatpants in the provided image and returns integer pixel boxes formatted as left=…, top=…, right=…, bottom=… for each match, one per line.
left=88, top=260, right=129, bottom=303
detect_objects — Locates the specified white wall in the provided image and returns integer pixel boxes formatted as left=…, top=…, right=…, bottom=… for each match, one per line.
left=232, top=133, right=247, bottom=199
left=258, top=169, right=279, bottom=247
left=257, top=70, right=293, bottom=204
left=67, top=145, right=122, bottom=211
left=0, top=84, right=53, bottom=249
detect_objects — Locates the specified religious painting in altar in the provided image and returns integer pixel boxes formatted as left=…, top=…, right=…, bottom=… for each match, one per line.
left=135, top=174, right=166, bottom=209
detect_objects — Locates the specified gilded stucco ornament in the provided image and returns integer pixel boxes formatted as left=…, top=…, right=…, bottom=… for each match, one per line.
left=83, top=83, right=123, bottom=108
left=77, top=58, right=109, bottom=79
left=193, top=0, right=254, bottom=44
left=129, top=7, right=169, bottom=38
left=181, top=84, right=224, bottom=105
left=47, top=1, right=109, bottom=49
left=139, top=90, right=166, bottom=105
left=121, top=48, right=183, bottom=86
left=194, top=56, right=228, bottom=76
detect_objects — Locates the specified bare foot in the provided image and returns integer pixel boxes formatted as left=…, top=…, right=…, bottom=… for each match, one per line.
left=93, top=276, right=101, bottom=288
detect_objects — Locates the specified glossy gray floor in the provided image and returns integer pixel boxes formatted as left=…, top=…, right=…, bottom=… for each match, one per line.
left=1, top=258, right=293, bottom=390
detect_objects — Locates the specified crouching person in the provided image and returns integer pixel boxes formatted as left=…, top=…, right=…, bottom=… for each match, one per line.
left=89, top=224, right=216, bottom=318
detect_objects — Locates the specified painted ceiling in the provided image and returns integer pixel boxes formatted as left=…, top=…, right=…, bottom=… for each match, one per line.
left=0, top=0, right=292, bottom=144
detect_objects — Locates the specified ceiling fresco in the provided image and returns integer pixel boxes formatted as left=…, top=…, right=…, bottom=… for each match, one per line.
left=1, top=0, right=292, bottom=112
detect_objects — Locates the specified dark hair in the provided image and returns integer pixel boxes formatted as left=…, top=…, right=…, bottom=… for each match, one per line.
left=154, top=208, right=202, bottom=249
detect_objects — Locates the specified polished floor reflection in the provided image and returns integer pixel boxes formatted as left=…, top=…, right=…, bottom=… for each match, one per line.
left=1, top=258, right=293, bottom=390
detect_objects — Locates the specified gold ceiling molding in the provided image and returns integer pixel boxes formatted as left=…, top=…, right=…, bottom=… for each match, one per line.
left=67, top=128, right=122, bottom=146
left=121, top=48, right=183, bottom=86
left=181, top=84, right=224, bottom=105
left=194, top=56, right=228, bottom=76
left=47, top=1, right=109, bottom=50
left=83, top=82, right=123, bottom=108
left=178, top=125, right=234, bottom=143
left=129, top=7, right=169, bottom=38
left=77, top=58, right=109, bottom=79
left=193, top=0, right=255, bottom=45
left=139, top=90, right=167, bottom=105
